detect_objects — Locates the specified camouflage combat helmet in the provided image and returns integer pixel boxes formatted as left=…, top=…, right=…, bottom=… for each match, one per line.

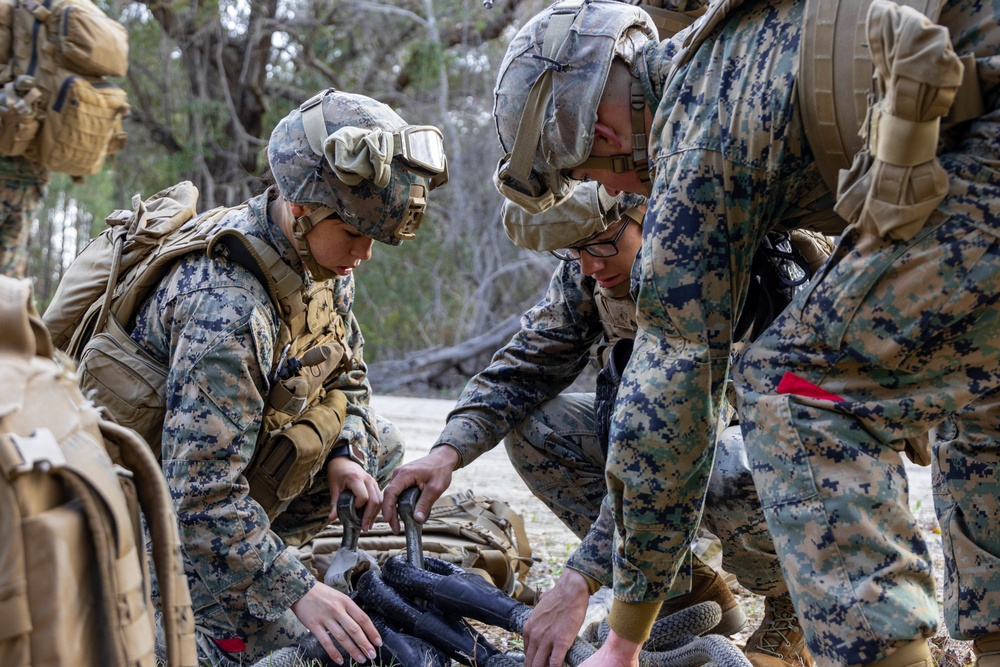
left=503, top=182, right=646, bottom=251
left=268, top=88, right=448, bottom=280
left=493, top=0, right=656, bottom=214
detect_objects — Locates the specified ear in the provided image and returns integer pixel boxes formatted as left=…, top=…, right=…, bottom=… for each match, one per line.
left=593, top=121, right=624, bottom=150
left=288, top=202, right=309, bottom=218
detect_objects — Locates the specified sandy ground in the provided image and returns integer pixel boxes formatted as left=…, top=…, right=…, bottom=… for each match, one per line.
left=371, top=394, right=975, bottom=664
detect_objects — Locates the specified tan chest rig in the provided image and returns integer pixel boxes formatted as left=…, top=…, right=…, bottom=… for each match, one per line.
left=247, top=273, right=353, bottom=521
left=65, top=212, right=352, bottom=522
left=593, top=282, right=638, bottom=367
left=595, top=283, right=637, bottom=343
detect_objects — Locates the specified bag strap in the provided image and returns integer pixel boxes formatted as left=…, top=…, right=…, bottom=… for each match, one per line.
left=0, top=277, right=51, bottom=359
left=100, top=419, right=198, bottom=667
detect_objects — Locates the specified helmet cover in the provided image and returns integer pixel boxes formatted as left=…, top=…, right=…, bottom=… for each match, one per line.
left=268, top=89, right=435, bottom=246
left=493, top=0, right=655, bottom=198
left=503, top=181, right=647, bottom=251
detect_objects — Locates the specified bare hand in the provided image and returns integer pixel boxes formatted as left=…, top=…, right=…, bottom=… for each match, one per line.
left=291, top=582, right=381, bottom=665
left=381, top=445, right=460, bottom=532
left=578, top=629, right=641, bottom=667
left=327, top=455, right=382, bottom=531
left=523, top=568, right=591, bottom=667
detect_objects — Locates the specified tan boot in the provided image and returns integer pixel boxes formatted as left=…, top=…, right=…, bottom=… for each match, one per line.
left=657, top=556, right=747, bottom=636
left=864, top=638, right=933, bottom=667
left=743, top=593, right=814, bottom=667
left=974, top=631, right=1000, bottom=667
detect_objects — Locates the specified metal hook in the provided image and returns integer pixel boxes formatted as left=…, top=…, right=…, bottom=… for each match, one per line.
left=397, top=486, right=425, bottom=570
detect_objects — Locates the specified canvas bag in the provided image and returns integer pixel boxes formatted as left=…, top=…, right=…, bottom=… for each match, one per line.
left=0, top=0, right=129, bottom=177
left=0, top=275, right=196, bottom=667
left=303, top=489, right=538, bottom=604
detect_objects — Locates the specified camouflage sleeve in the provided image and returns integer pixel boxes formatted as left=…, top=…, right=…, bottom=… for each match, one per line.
left=138, top=255, right=313, bottom=630
left=434, top=261, right=606, bottom=467
left=565, top=495, right=616, bottom=588
left=605, top=3, right=810, bottom=621
left=323, top=274, right=379, bottom=471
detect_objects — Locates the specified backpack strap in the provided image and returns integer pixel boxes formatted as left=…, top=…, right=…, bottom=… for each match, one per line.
left=0, top=277, right=51, bottom=360
left=100, top=418, right=198, bottom=667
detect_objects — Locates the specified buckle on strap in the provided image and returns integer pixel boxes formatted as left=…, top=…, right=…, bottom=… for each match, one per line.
left=3, top=429, right=66, bottom=476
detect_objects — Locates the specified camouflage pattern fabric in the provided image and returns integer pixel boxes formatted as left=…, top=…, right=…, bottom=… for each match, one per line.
left=131, top=190, right=401, bottom=663
left=268, top=89, right=440, bottom=247
left=727, top=0, right=1000, bottom=663
left=508, top=393, right=786, bottom=597
left=434, top=259, right=605, bottom=467
left=602, top=0, right=819, bottom=610
left=0, top=156, right=47, bottom=278
left=437, top=255, right=784, bottom=596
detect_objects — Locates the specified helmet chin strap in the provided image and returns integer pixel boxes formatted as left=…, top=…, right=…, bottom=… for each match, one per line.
left=572, top=79, right=651, bottom=188
left=291, top=204, right=339, bottom=282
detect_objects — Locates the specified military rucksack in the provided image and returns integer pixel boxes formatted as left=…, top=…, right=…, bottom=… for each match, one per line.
left=0, top=275, right=195, bottom=667
left=0, top=0, right=130, bottom=178
left=301, top=490, right=538, bottom=604
left=664, top=0, right=987, bottom=238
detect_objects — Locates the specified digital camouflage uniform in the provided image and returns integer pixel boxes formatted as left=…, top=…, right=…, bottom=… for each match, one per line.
left=733, top=0, right=1000, bottom=662
left=435, top=248, right=786, bottom=598
left=133, top=189, right=402, bottom=665
left=0, top=155, right=46, bottom=278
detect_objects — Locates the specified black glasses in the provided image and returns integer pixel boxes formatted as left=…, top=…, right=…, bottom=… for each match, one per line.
left=551, top=220, right=631, bottom=262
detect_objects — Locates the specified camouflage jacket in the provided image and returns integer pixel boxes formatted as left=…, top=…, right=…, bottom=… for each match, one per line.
left=129, top=190, right=378, bottom=630
left=0, top=154, right=48, bottom=183
left=607, top=0, right=999, bottom=612
left=435, top=259, right=635, bottom=466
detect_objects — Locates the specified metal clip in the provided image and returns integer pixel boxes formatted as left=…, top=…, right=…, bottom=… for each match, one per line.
left=9, top=429, right=66, bottom=474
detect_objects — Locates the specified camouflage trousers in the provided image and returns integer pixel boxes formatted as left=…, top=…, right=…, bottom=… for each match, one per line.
left=155, top=415, right=405, bottom=667
left=736, top=214, right=1000, bottom=664
left=0, top=178, right=44, bottom=279
left=504, top=391, right=786, bottom=595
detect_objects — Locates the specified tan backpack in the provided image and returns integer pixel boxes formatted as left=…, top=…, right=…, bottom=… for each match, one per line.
left=0, top=0, right=129, bottom=178
left=0, top=276, right=195, bottom=667
left=302, top=490, right=539, bottom=604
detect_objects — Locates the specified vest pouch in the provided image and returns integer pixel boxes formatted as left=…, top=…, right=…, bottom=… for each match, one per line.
left=56, top=2, right=130, bottom=78
left=0, top=102, right=39, bottom=157
left=19, top=494, right=106, bottom=665
left=26, top=71, right=129, bottom=177
left=248, top=388, right=348, bottom=520
left=77, top=316, right=167, bottom=459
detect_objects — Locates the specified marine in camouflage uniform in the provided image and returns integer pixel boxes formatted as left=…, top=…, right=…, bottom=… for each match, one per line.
left=733, top=1, right=1000, bottom=664
left=493, top=0, right=999, bottom=665
left=0, top=155, right=46, bottom=278
left=384, top=182, right=812, bottom=667
left=119, top=89, right=448, bottom=666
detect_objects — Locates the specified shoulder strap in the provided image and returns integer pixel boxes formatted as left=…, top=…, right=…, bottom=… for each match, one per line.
left=0, top=276, right=51, bottom=359
left=100, top=419, right=197, bottom=667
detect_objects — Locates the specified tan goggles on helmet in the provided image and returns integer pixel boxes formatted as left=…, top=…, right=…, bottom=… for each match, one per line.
left=394, top=126, right=448, bottom=188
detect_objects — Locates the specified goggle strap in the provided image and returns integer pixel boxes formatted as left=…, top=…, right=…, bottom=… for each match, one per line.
left=503, top=0, right=584, bottom=191
left=300, top=96, right=328, bottom=158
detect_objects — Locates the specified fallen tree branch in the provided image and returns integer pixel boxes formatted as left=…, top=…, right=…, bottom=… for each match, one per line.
left=368, top=313, right=522, bottom=393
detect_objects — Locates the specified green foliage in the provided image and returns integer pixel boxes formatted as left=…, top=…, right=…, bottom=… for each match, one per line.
left=353, top=221, right=468, bottom=362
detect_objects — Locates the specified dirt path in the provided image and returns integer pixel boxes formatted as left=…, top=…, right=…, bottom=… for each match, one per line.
left=372, top=394, right=973, bottom=663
